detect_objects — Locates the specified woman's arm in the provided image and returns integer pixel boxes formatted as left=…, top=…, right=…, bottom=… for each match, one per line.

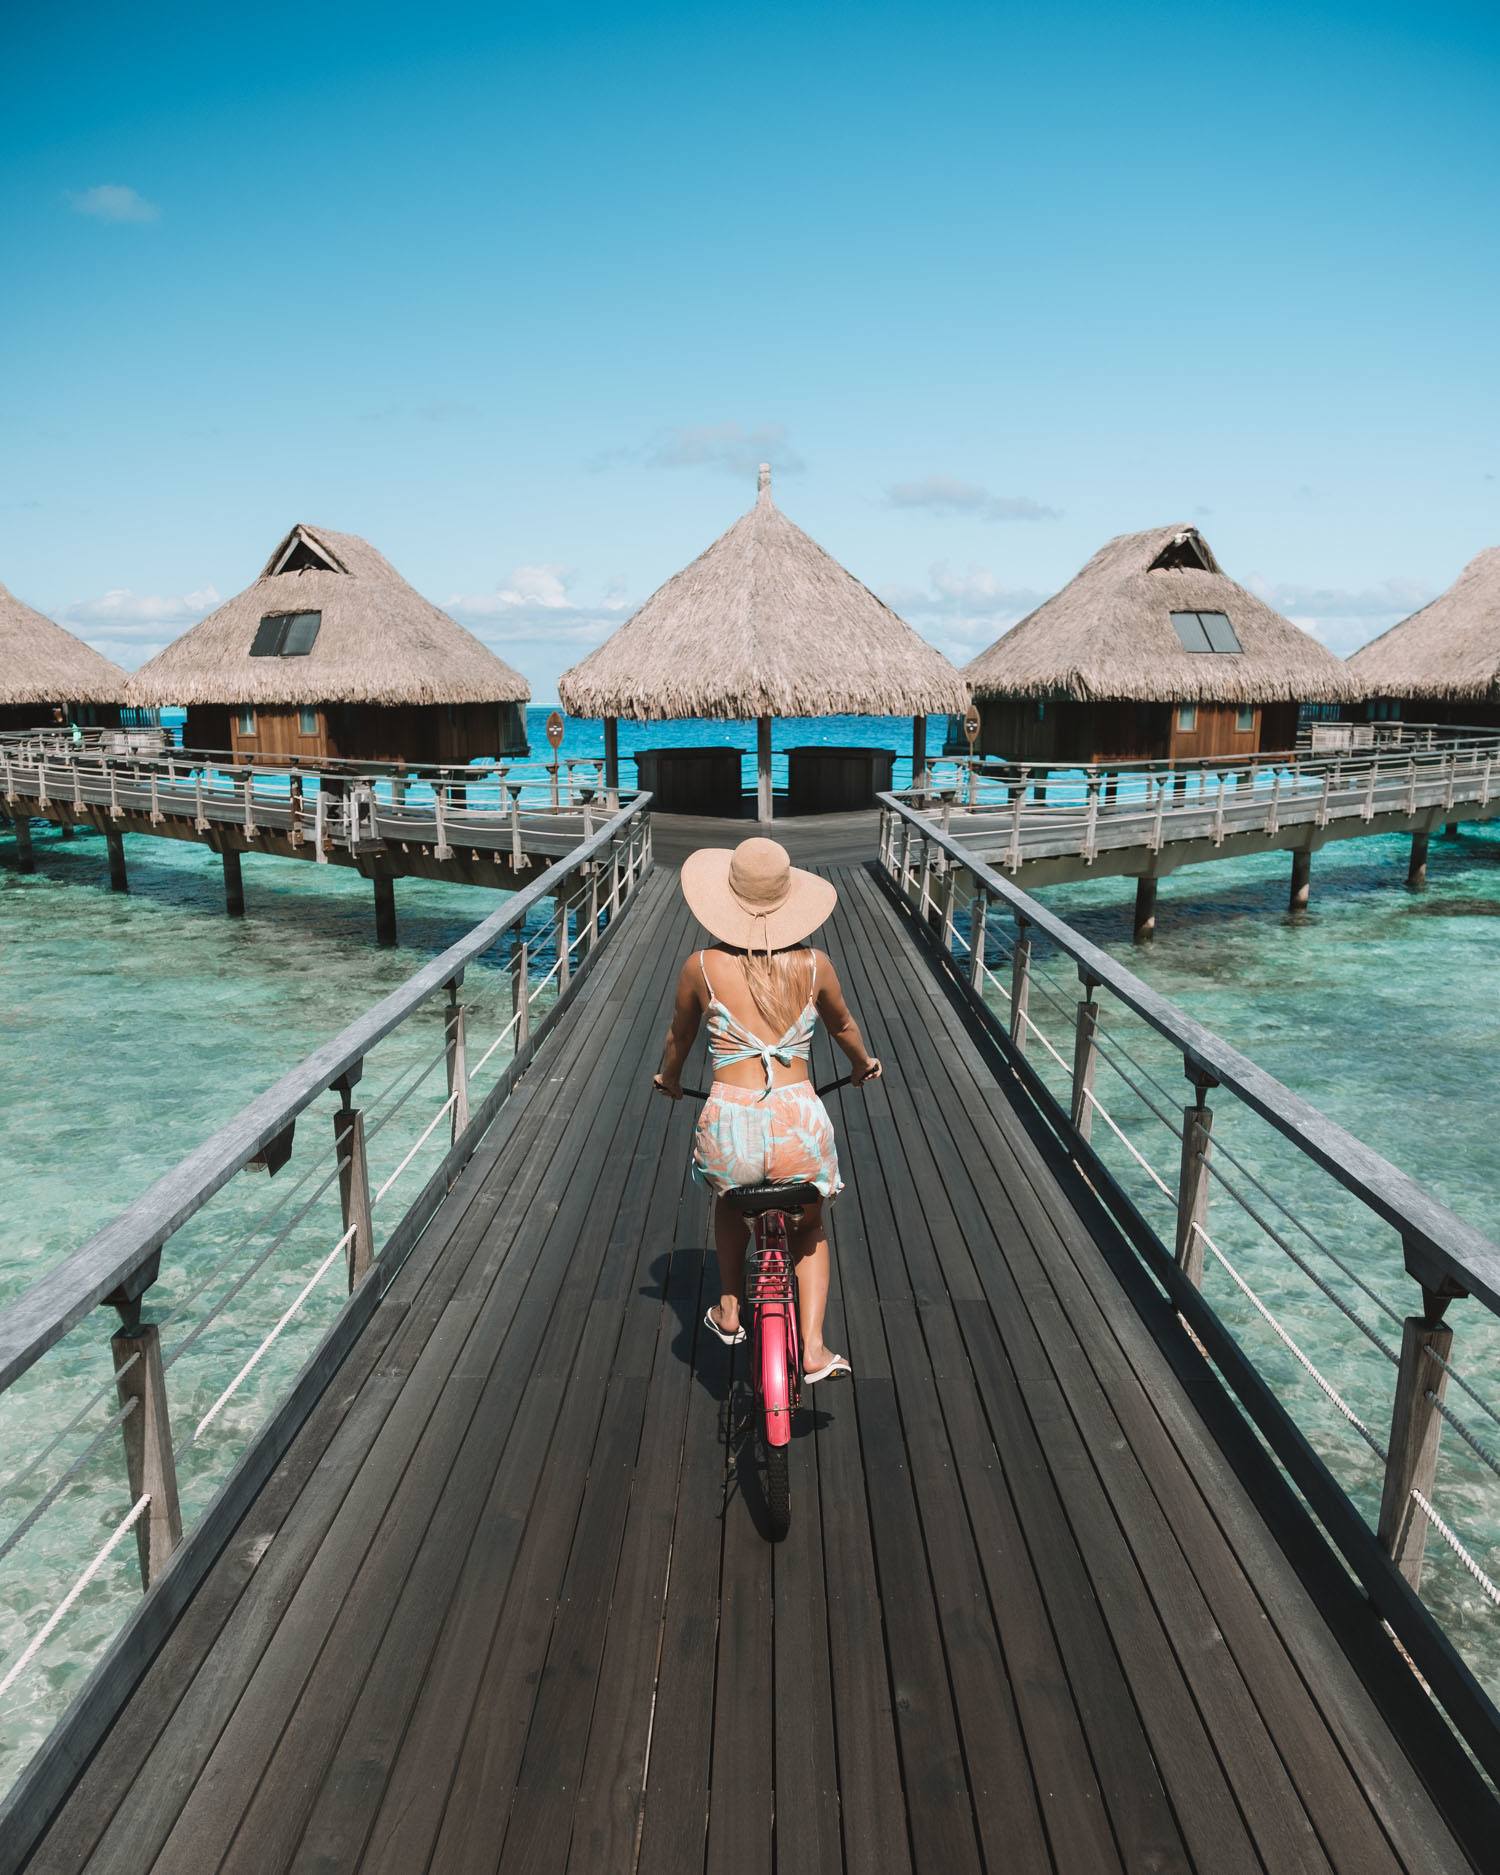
left=813, top=953, right=881, bottom=1084
left=653, top=955, right=706, bottom=1098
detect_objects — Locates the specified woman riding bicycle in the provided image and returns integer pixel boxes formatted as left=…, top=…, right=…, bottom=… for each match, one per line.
left=653, top=837, right=881, bottom=1384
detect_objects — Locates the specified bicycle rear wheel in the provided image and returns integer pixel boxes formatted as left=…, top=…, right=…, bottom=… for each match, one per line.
left=765, top=1441, right=791, bottom=1538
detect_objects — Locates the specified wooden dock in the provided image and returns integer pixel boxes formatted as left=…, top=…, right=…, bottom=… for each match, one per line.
left=16, top=832, right=1479, bottom=1872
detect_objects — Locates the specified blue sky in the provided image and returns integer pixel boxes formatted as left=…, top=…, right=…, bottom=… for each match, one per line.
left=3, top=0, right=1496, bottom=702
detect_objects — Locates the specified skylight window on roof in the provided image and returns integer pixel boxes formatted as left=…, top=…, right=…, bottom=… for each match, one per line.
left=1169, top=610, right=1242, bottom=654
left=250, top=610, right=322, bottom=657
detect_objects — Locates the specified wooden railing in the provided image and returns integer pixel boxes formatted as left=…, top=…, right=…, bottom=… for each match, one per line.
left=0, top=794, right=651, bottom=1808
left=901, top=728, right=1500, bottom=871
left=878, top=788, right=1500, bottom=1786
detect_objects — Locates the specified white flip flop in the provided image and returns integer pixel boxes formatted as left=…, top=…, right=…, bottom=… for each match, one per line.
left=804, top=1353, right=852, bottom=1385
left=704, top=1307, right=746, bottom=1346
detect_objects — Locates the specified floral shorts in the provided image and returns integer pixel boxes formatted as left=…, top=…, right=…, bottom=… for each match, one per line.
left=692, top=1080, right=843, bottom=1199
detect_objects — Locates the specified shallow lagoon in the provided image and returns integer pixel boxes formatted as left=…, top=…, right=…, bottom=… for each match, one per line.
left=2, top=711, right=1499, bottom=1792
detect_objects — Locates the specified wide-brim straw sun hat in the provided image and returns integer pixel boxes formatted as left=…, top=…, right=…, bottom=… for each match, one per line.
left=681, top=837, right=837, bottom=952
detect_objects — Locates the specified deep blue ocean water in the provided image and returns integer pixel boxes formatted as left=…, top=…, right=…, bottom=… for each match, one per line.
left=1, top=705, right=1498, bottom=1788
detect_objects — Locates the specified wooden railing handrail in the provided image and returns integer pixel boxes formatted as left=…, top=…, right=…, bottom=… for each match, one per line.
left=878, top=790, right=1500, bottom=1316
left=0, top=791, right=652, bottom=1395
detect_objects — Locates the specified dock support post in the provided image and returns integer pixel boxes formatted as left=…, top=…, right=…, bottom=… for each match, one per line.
left=1289, top=848, right=1311, bottom=913
left=1175, top=1074, right=1216, bottom=1288
left=603, top=717, right=620, bottom=809
left=444, top=979, right=470, bottom=1146
left=1133, top=875, right=1157, bottom=944
left=334, top=1089, right=374, bottom=1290
left=12, top=815, right=34, bottom=873
left=1378, top=1313, right=1453, bottom=1590
left=911, top=714, right=929, bottom=794
left=756, top=715, right=774, bottom=822
left=112, top=1320, right=183, bottom=1589
left=106, top=828, right=127, bottom=893
left=373, top=872, right=397, bottom=947
left=1444, top=821, right=1459, bottom=837
left=1009, top=918, right=1032, bottom=1054
left=1407, top=829, right=1430, bottom=892
left=60, top=821, right=75, bottom=841
left=1071, top=982, right=1100, bottom=1145
left=222, top=847, right=245, bottom=917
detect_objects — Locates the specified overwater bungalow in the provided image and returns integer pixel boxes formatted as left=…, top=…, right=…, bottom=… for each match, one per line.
left=0, top=582, right=126, bottom=735
left=558, top=465, right=967, bottom=816
left=126, top=523, right=530, bottom=765
left=965, top=524, right=1357, bottom=770
left=1347, top=546, right=1500, bottom=728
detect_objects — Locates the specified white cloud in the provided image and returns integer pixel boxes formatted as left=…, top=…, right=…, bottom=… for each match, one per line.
left=52, top=586, right=220, bottom=664
left=447, top=565, right=630, bottom=653
left=596, top=422, right=804, bottom=479
left=878, top=562, right=1045, bottom=665
left=1244, top=574, right=1432, bottom=657
left=885, top=474, right=1060, bottom=524
left=68, top=184, right=160, bottom=224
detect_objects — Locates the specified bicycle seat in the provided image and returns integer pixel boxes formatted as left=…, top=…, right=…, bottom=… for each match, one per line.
left=723, top=1180, right=821, bottom=1216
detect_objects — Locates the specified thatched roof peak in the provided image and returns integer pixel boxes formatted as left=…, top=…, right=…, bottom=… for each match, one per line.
left=965, top=523, right=1358, bottom=705
left=126, top=523, right=529, bottom=709
left=0, top=581, right=127, bottom=707
left=1347, top=547, right=1500, bottom=702
left=558, top=468, right=968, bottom=721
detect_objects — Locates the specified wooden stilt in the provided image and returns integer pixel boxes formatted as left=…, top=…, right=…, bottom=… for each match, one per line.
left=756, top=715, right=774, bottom=822
left=911, top=714, right=929, bottom=794
left=1444, top=821, right=1459, bottom=837
left=603, top=717, right=620, bottom=808
left=12, top=815, right=34, bottom=873
left=222, top=847, right=245, bottom=917
left=1289, top=848, right=1311, bottom=912
left=1133, top=875, right=1157, bottom=944
left=107, top=828, right=127, bottom=893
left=1407, top=829, right=1430, bottom=892
left=373, top=872, right=397, bottom=947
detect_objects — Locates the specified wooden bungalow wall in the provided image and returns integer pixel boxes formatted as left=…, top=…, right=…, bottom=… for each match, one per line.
left=978, top=697, right=1299, bottom=766
left=185, top=701, right=529, bottom=764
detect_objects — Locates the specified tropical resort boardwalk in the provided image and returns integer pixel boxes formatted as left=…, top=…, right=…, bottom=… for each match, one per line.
left=4, top=803, right=1500, bottom=1872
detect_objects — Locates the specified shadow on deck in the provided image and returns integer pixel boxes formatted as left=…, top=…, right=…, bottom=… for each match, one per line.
left=23, top=834, right=1473, bottom=1873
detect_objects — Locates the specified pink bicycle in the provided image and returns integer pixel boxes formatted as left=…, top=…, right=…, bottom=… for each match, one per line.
left=686, top=1074, right=853, bottom=1538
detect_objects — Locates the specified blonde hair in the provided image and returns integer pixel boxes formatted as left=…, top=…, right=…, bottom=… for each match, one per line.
left=736, top=944, right=814, bottom=1038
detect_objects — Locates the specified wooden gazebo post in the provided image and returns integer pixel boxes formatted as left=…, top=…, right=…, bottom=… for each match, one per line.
left=912, top=714, right=929, bottom=793
left=602, top=717, right=619, bottom=807
left=756, top=715, right=774, bottom=822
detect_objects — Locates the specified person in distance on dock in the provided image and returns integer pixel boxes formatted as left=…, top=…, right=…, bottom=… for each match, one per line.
left=654, top=836, right=881, bottom=1383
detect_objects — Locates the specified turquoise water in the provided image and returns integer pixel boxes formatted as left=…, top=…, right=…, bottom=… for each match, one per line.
left=2, top=710, right=1498, bottom=1791
left=1011, top=822, right=1500, bottom=1695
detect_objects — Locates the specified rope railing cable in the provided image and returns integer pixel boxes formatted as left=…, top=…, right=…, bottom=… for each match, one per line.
left=193, top=1226, right=357, bottom=1442
left=1425, top=1391, right=1500, bottom=1486
left=0, top=1492, right=153, bottom=1700
left=0, top=1353, right=139, bottom=1507
left=1194, top=1223, right=1387, bottom=1458
left=1423, top=1343, right=1500, bottom=1437
left=161, top=1152, right=352, bottom=1371
left=0, top=1398, right=138, bottom=1569
left=372, top=1094, right=459, bottom=1206
left=1411, top=1488, right=1500, bottom=1609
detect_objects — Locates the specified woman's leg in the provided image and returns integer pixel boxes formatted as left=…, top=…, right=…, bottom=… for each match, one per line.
left=790, top=1200, right=839, bottom=1370
left=712, top=1197, right=749, bottom=1336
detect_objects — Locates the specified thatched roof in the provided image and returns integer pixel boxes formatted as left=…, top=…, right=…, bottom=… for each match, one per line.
left=966, top=524, right=1358, bottom=705
left=126, top=524, right=529, bottom=708
left=1347, top=548, right=1500, bottom=702
left=0, top=582, right=128, bottom=706
left=558, top=467, right=968, bottom=720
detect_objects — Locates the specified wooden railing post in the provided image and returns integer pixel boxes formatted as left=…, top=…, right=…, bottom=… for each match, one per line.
left=1175, top=1070, right=1216, bottom=1287
left=514, top=940, right=531, bottom=1050
left=1009, top=918, right=1032, bottom=1053
left=1378, top=1306, right=1454, bottom=1591
left=1071, top=980, right=1100, bottom=1143
left=587, top=863, right=600, bottom=948
left=968, top=884, right=988, bottom=990
left=111, top=1317, right=182, bottom=1589
left=555, top=877, right=573, bottom=992
left=444, top=978, right=470, bottom=1146
left=333, top=1074, right=374, bottom=1291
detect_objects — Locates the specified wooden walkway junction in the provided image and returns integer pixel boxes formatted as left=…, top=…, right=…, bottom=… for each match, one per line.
left=916, top=729, right=1500, bottom=936
left=4, top=803, right=1500, bottom=1871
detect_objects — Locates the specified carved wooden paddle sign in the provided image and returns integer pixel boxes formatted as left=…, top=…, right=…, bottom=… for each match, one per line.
left=963, top=704, right=980, bottom=750
left=545, top=710, right=565, bottom=750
